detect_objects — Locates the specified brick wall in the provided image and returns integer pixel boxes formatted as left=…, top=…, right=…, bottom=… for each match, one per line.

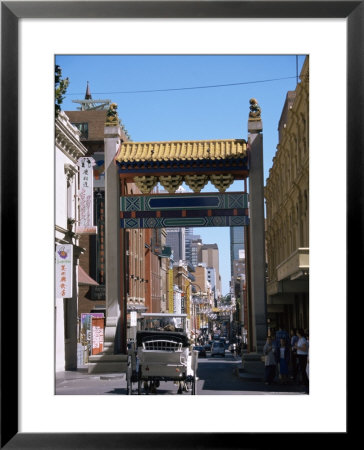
left=65, top=110, right=107, bottom=141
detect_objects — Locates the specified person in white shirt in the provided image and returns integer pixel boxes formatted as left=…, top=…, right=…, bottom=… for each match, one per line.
left=295, top=328, right=309, bottom=390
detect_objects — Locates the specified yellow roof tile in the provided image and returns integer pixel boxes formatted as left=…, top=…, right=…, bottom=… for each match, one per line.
left=116, top=139, right=247, bottom=164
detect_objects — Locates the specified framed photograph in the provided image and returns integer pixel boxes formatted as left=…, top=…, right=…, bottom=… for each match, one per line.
left=1, top=1, right=359, bottom=447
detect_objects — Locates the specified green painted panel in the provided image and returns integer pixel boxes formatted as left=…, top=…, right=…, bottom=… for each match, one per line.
left=120, top=216, right=249, bottom=229
left=120, top=192, right=248, bottom=212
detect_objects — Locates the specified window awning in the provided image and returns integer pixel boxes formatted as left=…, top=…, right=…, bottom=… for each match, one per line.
left=78, top=265, right=99, bottom=286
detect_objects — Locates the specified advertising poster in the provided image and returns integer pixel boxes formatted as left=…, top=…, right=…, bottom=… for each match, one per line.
left=91, top=317, right=104, bottom=355
left=80, top=313, right=105, bottom=355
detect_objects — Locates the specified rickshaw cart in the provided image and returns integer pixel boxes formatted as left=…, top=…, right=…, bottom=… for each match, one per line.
left=126, top=313, right=198, bottom=395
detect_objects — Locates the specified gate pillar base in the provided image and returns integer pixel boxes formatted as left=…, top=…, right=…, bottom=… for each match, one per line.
left=87, top=354, right=127, bottom=374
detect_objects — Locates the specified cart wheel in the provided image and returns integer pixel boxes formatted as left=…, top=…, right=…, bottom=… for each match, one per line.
left=126, top=355, right=132, bottom=395
left=137, top=367, right=142, bottom=395
left=191, top=377, right=196, bottom=395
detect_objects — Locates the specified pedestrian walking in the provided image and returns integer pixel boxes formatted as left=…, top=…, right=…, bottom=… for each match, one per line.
left=276, top=338, right=290, bottom=384
left=263, top=336, right=277, bottom=385
left=231, top=343, right=236, bottom=356
left=295, top=328, right=309, bottom=390
left=289, top=328, right=298, bottom=381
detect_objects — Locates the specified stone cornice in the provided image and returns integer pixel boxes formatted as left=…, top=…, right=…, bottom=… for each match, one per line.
left=55, top=111, right=87, bottom=163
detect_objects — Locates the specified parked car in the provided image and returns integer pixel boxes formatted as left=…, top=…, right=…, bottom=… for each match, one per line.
left=193, top=345, right=207, bottom=358
left=211, top=341, right=225, bottom=357
left=204, top=343, right=211, bottom=352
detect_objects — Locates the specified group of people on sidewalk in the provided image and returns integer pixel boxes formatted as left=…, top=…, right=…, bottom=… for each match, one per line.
left=263, top=327, right=309, bottom=391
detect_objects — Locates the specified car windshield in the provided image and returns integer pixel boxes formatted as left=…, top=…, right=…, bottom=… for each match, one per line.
left=213, top=342, right=223, bottom=348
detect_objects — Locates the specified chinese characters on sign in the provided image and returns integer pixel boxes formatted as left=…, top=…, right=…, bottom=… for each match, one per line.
left=78, top=157, right=96, bottom=229
left=55, top=244, right=73, bottom=298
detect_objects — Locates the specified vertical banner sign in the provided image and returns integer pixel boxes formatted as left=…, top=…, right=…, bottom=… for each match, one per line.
left=186, top=283, right=191, bottom=319
left=95, top=193, right=106, bottom=285
left=130, top=311, right=137, bottom=327
left=78, top=157, right=96, bottom=228
left=168, top=269, right=174, bottom=313
left=56, top=244, right=73, bottom=298
left=173, top=290, right=181, bottom=314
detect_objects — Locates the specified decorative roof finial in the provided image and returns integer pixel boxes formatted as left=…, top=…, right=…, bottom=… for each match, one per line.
left=105, top=102, right=119, bottom=127
left=248, top=98, right=261, bottom=121
left=85, top=81, right=92, bottom=100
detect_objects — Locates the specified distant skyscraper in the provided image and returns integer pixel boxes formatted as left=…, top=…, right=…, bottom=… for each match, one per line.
left=166, top=228, right=186, bottom=262
left=185, top=227, right=201, bottom=267
left=199, top=244, right=221, bottom=297
left=190, top=238, right=202, bottom=267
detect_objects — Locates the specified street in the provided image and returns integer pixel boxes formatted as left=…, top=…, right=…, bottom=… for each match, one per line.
left=56, top=350, right=307, bottom=395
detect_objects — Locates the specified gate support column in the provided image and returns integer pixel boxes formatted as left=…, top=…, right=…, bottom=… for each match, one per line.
left=248, top=115, right=267, bottom=353
left=104, top=125, right=121, bottom=354
left=88, top=124, right=127, bottom=373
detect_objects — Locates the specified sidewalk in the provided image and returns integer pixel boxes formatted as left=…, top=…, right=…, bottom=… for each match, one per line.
left=234, top=352, right=309, bottom=393
left=56, top=365, right=127, bottom=395
left=235, top=353, right=265, bottom=381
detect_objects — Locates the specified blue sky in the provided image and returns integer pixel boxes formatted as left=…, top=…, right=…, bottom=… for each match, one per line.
left=56, top=54, right=306, bottom=295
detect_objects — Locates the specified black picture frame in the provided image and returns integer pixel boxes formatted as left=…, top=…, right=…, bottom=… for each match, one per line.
left=1, top=1, right=359, bottom=448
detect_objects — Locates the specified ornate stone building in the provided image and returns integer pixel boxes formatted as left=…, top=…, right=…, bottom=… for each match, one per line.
left=55, top=111, right=88, bottom=371
left=264, top=56, right=309, bottom=333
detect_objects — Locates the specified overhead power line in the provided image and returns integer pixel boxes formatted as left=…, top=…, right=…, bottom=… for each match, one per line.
left=67, top=76, right=297, bottom=96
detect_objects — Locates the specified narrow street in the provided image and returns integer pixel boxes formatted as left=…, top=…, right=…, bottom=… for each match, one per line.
left=56, top=350, right=307, bottom=395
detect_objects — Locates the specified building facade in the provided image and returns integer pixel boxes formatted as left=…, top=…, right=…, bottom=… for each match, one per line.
left=55, top=111, right=88, bottom=371
left=264, top=56, right=309, bottom=333
left=66, top=92, right=171, bottom=357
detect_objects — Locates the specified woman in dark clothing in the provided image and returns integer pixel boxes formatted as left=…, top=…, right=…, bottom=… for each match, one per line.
left=276, top=338, right=290, bottom=384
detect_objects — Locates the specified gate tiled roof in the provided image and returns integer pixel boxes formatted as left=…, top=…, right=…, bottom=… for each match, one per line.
left=115, top=139, right=247, bottom=163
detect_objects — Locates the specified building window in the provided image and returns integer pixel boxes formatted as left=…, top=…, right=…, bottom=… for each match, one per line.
left=72, top=122, right=88, bottom=140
